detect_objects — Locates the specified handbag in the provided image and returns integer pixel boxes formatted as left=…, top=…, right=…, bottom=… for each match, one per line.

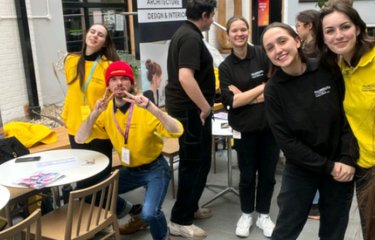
left=0, top=136, right=29, bottom=164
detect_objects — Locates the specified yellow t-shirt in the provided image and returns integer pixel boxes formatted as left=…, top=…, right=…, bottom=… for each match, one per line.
left=339, top=46, right=375, bottom=168
left=90, top=101, right=183, bottom=167
left=62, top=54, right=110, bottom=140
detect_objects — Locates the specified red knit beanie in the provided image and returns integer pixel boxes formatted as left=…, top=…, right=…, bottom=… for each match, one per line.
left=105, top=61, right=135, bottom=86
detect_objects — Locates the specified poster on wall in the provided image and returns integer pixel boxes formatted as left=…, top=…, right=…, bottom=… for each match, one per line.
left=137, top=0, right=187, bottom=106
left=258, top=0, right=270, bottom=27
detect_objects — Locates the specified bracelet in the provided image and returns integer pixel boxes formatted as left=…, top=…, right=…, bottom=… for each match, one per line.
left=145, top=99, right=150, bottom=109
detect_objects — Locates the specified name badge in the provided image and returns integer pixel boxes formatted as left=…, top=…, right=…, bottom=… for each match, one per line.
left=80, top=105, right=91, bottom=121
left=121, top=147, right=130, bottom=165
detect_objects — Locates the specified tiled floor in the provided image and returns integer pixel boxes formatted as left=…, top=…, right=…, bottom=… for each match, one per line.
left=118, top=150, right=363, bottom=240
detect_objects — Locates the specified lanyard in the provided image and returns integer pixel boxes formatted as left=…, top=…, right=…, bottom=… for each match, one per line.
left=112, top=103, right=134, bottom=144
left=82, top=56, right=100, bottom=104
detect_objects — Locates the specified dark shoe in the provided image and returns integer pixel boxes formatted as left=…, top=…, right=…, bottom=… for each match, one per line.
left=308, top=204, right=320, bottom=220
left=194, top=207, right=213, bottom=219
left=119, top=214, right=148, bottom=235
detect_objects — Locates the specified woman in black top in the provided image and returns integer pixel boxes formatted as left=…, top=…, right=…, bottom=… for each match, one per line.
left=261, top=22, right=358, bottom=240
left=219, top=16, right=280, bottom=238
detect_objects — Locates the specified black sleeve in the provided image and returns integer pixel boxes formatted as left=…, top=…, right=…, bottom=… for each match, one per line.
left=264, top=84, right=335, bottom=174
left=218, top=61, right=234, bottom=110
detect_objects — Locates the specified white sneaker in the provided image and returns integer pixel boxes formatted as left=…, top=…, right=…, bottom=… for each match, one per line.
left=168, top=222, right=207, bottom=238
left=235, top=214, right=253, bottom=237
left=256, top=215, right=275, bottom=237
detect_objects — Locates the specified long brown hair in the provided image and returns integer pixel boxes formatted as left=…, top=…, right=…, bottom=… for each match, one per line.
left=317, top=3, right=375, bottom=69
left=70, top=24, right=120, bottom=88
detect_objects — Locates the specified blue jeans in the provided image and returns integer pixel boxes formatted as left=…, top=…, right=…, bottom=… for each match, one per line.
left=117, top=155, right=171, bottom=240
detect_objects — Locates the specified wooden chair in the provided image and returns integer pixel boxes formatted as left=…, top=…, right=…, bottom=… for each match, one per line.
left=30, top=170, right=120, bottom=240
left=0, top=208, right=41, bottom=240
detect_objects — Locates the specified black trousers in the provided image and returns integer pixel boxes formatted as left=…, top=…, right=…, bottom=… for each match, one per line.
left=235, top=129, right=279, bottom=214
left=68, top=135, right=113, bottom=189
left=168, top=108, right=212, bottom=225
left=272, top=163, right=354, bottom=240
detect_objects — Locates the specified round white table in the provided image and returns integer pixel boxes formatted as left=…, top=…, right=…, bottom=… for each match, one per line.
left=0, top=185, right=10, bottom=210
left=0, top=149, right=109, bottom=188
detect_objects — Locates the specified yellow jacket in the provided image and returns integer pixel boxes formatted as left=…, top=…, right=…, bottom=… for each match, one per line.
left=62, top=54, right=110, bottom=140
left=89, top=101, right=183, bottom=167
left=339, top=46, right=375, bottom=168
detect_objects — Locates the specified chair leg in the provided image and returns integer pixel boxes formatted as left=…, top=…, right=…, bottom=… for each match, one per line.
left=169, top=155, right=176, bottom=199
left=212, top=136, right=216, bottom=173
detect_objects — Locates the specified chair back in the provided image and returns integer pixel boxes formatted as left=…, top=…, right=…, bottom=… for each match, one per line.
left=0, top=208, right=41, bottom=240
left=65, top=169, right=120, bottom=240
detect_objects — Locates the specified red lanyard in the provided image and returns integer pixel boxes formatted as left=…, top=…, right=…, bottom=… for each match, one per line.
left=112, top=103, right=134, bottom=144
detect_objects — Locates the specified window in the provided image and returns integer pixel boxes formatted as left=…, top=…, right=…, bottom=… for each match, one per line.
left=62, top=1, right=129, bottom=53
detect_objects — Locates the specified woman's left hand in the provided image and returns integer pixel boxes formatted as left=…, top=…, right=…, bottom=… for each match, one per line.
left=331, top=162, right=355, bottom=182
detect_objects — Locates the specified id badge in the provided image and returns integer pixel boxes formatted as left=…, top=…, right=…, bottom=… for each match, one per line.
left=232, top=129, right=241, bottom=139
left=121, top=147, right=130, bottom=165
left=81, top=105, right=91, bottom=121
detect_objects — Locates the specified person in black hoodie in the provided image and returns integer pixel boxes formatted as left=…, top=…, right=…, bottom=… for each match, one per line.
left=219, top=16, right=279, bottom=238
left=261, top=22, right=358, bottom=240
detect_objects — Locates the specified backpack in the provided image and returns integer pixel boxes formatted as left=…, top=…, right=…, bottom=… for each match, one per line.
left=0, top=136, right=29, bottom=164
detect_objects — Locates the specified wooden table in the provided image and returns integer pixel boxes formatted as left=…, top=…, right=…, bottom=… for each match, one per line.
left=29, top=126, right=70, bottom=153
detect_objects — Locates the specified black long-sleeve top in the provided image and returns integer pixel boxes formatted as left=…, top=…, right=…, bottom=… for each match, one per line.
left=264, top=59, right=358, bottom=174
left=219, top=45, right=269, bottom=132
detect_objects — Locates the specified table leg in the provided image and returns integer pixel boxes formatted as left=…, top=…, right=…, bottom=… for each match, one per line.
left=202, top=136, right=239, bottom=207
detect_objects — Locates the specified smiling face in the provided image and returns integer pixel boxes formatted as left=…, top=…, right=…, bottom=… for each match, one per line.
left=322, top=11, right=359, bottom=61
left=85, top=24, right=107, bottom=54
left=262, top=27, right=302, bottom=70
left=227, top=19, right=249, bottom=48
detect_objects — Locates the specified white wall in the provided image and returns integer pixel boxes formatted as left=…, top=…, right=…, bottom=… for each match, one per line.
left=0, top=0, right=29, bottom=122
left=0, top=0, right=67, bottom=123
left=29, top=0, right=67, bottom=105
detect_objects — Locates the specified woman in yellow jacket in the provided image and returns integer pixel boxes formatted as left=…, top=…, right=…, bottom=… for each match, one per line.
left=62, top=24, right=119, bottom=190
left=318, top=3, right=375, bottom=239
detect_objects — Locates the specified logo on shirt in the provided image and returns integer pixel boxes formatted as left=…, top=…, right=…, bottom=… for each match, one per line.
left=362, top=84, right=375, bottom=92
left=251, top=70, right=264, bottom=79
left=314, top=86, right=331, bottom=98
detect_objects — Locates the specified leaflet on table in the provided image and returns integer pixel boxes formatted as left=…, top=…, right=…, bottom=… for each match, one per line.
left=213, top=112, right=228, bottom=120
left=15, top=171, right=65, bottom=189
left=35, top=156, right=80, bottom=171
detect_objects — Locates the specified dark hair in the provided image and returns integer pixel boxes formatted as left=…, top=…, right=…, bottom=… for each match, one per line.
left=317, top=3, right=375, bottom=68
left=145, top=59, right=162, bottom=82
left=186, top=0, right=217, bottom=20
left=296, top=10, right=320, bottom=39
left=70, top=24, right=120, bottom=87
left=226, top=16, right=249, bottom=34
left=260, top=22, right=306, bottom=78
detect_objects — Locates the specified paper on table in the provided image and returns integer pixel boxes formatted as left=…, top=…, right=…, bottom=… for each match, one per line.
left=35, top=156, right=80, bottom=171
left=15, top=171, right=65, bottom=189
left=213, top=112, right=228, bottom=120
